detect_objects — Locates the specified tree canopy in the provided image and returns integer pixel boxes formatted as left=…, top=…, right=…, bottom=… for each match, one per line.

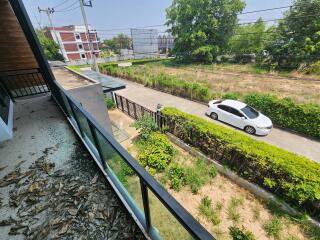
left=228, top=18, right=271, bottom=55
left=266, top=0, right=320, bottom=69
left=166, top=0, right=246, bottom=63
left=36, top=30, right=64, bottom=61
left=102, top=33, right=132, bottom=54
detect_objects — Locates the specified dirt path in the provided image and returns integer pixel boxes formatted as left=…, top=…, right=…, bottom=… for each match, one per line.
left=116, top=79, right=320, bottom=163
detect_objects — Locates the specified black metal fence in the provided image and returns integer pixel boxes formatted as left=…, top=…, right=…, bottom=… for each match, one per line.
left=114, top=93, right=166, bottom=128
left=0, top=68, right=49, bottom=98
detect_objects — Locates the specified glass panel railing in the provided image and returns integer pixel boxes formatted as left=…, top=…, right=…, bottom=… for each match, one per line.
left=50, top=81, right=213, bottom=240
left=148, top=189, right=194, bottom=240
left=94, top=128, right=145, bottom=215
left=71, top=104, right=94, bottom=143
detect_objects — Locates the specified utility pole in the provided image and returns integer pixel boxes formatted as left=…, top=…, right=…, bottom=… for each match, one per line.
left=79, top=0, right=99, bottom=72
left=38, top=7, right=64, bottom=57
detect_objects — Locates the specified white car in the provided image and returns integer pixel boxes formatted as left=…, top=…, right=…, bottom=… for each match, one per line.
left=206, top=99, right=273, bottom=136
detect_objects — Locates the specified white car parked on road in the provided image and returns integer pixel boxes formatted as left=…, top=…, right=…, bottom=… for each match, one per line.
left=206, top=99, right=273, bottom=136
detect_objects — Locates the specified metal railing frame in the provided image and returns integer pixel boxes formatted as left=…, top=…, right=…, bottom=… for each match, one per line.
left=9, top=0, right=214, bottom=239
left=0, top=68, right=49, bottom=98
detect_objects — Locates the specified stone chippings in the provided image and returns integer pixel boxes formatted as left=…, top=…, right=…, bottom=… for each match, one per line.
left=0, top=157, right=145, bottom=239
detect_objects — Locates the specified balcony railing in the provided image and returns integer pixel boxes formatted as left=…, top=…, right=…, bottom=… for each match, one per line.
left=0, top=68, right=49, bottom=98
left=50, top=75, right=213, bottom=240
left=9, top=0, right=214, bottom=238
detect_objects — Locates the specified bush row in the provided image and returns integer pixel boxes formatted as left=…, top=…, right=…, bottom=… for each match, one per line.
left=161, top=107, right=320, bottom=217
left=100, top=64, right=212, bottom=102
left=244, top=94, right=320, bottom=139
left=100, top=64, right=320, bottom=139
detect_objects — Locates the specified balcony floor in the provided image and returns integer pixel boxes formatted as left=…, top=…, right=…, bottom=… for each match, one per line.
left=0, top=94, right=144, bottom=239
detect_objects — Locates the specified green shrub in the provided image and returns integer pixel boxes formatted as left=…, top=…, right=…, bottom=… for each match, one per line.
left=198, top=196, right=221, bottom=225
left=222, top=92, right=241, bottom=100
left=305, top=60, right=320, bottom=75
left=104, top=97, right=116, bottom=109
left=131, top=115, right=158, bottom=140
left=137, top=133, right=174, bottom=171
left=244, top=94, right=320, bottom=139
left=229, top=226, right=256, bottom=240
left=167, top=164, right=186, bottom=191
left=161, top=107, right=320, bottom=217
left=184, top=159, right=218, bottom=194
left=264, top=217, right=282, bottom=239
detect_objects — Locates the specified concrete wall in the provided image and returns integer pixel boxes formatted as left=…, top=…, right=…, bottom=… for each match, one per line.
left=67, top=83, right=113, bottom=135
left=0, top=100, right=13, bottom=142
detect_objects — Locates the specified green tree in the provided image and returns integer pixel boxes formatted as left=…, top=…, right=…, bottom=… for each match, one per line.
left=166, top=0, right=245, bottom=63
left=102, top=33, right=132, bottom=54
left=266, top=0, right=320, bottom=69
left=228, top=18, right=271, bottom=55
left=36, top=30, right=64, bottom=61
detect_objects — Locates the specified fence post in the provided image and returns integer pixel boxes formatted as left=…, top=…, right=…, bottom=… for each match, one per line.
left=140, top=179, right=151, bottom=232
left=126, top=99, right=131, bottom=116
left=120, top=96, right=124, bottom=112
left=133, top=102, right=137, bottom=119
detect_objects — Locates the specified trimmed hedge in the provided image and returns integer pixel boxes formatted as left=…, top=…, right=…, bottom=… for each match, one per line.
left=244, top=94, right=320, bottom=139
left=161, top=107, right=320, bottom=217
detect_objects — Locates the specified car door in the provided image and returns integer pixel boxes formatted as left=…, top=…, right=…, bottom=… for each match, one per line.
left=228, top=107, right=246, bottom=129
left=217, top=105, right=232, bottom=123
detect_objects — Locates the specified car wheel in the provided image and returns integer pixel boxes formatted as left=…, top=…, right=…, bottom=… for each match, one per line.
left=244, top=126, right=256, bottom=135
left=210, top=112, right=218, bottom=120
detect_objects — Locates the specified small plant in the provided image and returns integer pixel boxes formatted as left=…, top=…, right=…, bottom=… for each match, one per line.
left=130, top=115, right=158, bottom=140
left=215, top=201, right=224, bottom=211
left=167, top=164, right=186, bottom=191
left=198, top=196, right=221, bottom=225
left=264, top=217, right=283, bottom=239
left=229, top=226, right=256, bottom=240
left=104, top=97, right=116, bottom=109
left=227, top=197, right=244, bottom=223
left=209, top=165, right=218, bottom=178
left=252, top=207, right=261, bottom=221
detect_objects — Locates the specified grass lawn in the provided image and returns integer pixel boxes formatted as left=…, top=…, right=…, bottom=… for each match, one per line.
left=110, top=60, right=320, bottom=104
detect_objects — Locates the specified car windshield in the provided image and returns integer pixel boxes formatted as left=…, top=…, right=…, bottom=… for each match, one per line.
left=241, top=105, right=259, bottom=119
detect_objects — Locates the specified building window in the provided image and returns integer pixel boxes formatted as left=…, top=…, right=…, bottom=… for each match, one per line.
left=78, top=44, right=83, bottom=50
left=75, top=33, right=81, bottom=40
left=81, top=53, right=86, bottom=59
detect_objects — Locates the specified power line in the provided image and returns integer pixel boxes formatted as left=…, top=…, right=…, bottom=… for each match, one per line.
left=55, top=5, right=80, bottom=12
left=240, top=6, right=292, bottom=15
left=53, top=0, right=72, bottom=9
left=54, top=0, right=78, bottom=11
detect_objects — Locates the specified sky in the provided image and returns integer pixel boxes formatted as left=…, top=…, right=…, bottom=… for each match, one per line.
left=23, top=0, right=293, bottom=39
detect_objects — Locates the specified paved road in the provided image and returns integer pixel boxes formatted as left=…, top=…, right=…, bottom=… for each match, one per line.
left=117, top=79, right=320, bottom=163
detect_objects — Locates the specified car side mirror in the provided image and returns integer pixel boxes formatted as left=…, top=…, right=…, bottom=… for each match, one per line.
left=241, top=116, right=246, bottom=120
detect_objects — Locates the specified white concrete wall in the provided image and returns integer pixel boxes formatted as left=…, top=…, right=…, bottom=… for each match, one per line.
left=0, top=100, right=13, bottom=142
left=67, top=83, right=113, bottom=135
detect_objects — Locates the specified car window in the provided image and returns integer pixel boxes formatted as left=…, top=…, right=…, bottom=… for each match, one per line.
left=229, top=107, right=244, bottom=117
left=241, top=105, right=259, bottom=119
left=217, top=105, right=231, bottom=112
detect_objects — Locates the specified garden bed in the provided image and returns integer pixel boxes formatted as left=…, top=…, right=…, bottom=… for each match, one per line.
left=108, top=113, right=320, bottom=239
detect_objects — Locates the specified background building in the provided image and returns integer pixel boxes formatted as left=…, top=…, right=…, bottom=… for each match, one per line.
left=158, top=34, right=174, bottom=53
left=44, top=25, right=101, bottom=61
left=131, top=29, right=158, bottom=59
